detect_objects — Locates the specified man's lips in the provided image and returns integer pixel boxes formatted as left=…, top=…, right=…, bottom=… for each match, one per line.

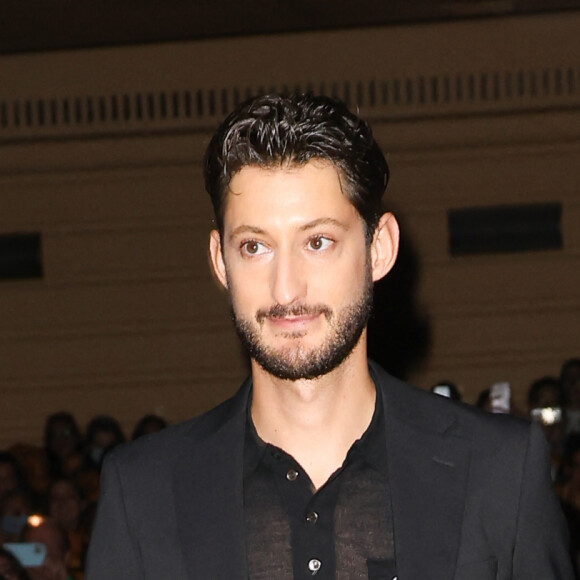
left=266, top=313, right=321, bottom=329
left=256, top=304, right=332, bottom=326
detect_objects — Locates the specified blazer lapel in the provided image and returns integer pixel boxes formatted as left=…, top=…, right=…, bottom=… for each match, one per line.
left=173, top=381, right=251, bottom=580
left=375, top=365, right=471, bottom=580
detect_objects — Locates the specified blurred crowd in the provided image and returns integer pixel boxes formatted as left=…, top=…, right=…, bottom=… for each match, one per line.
left=1, top=357, right=579, bottom=579
left=0, top=413, right=167, bottom=580
left=432, top=356, right=580, bottom=575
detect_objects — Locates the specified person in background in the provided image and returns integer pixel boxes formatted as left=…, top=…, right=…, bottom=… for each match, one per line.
left=21, top=518, right=73, bottom=580
left=0, top=546, right=31, bottom=580
left=131, top=415, right=168, bottom=440
left=528, top=376, right=567, bottom=480
left=43, top=414, right=83, bottom=481
left=0, top=490, right=35, bottom=544
left=47, top=481, right=85, bottom=535
left=77, top=417, right=125, bottom=504
left=47, top=480, right=86, bottom=580
left=0, top=454, right=25, bottom=504
left=82, top=417, right=124, bottom=472
left=7, top=447, right=49, bottom=505
left=556, top=433, right=580, bottom=577
left=475, top=388, right=492, bottom=412
left=562, top=358, right=580, bottom=433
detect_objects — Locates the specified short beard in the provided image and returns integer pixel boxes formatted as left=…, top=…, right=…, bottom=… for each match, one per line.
left=230, top=263, right=374, bottom=381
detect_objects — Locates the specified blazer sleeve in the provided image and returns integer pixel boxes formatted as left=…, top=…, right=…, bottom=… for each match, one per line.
left=512, top=422, right=574, bottom=579
left=85, top=453, right=142, bottom=580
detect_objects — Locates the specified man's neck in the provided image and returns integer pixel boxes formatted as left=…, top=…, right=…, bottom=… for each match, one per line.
left=249, top=343, right=376, bottom=489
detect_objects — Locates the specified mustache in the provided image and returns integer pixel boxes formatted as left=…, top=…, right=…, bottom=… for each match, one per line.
left=256, top=303, right=332, bottom=324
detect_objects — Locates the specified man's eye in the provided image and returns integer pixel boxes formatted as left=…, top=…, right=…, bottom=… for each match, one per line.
left=242, top=240, right=266, bottom=255
left=308, top=236, right=332, bottom=251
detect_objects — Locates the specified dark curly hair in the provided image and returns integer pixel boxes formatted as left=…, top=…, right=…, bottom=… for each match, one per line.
left=204, top=93, right=389, bottom=242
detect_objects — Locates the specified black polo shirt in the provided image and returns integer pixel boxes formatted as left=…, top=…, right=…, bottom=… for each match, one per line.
left=243, top=386, right=397, bottom=579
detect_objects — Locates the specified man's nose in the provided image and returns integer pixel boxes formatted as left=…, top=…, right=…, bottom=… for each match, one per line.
left=270, top=251, right=306, bottom=306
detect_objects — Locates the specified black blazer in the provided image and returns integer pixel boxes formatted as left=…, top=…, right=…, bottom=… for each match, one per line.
left=86, top=362, right=574, bottom=579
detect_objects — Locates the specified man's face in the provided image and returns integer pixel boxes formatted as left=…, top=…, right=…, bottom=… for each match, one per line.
left=210, top=161, right=379, bottom=381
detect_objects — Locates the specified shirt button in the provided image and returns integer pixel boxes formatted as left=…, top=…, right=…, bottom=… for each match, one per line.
left=308, top=558, right=321, bottom=575
left=305, top=511, right=318, bottom=524
left=286, top=469, right=299, bottom=481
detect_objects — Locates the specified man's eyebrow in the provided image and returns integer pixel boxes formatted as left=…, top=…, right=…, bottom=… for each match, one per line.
left=300, top=218, right=349, bottom=232
left=228, top=218, right=349, bottom=241
left=228, top=225, right=267, bottom=240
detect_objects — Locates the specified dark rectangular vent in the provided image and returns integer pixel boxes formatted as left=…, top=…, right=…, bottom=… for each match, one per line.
left=0, top=232, right=43, bottom=280
left=448, top=203, right=562, bottom=256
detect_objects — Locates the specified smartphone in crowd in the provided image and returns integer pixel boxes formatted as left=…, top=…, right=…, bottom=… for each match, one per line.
left=3, top=542, right=47, bottom=567
left=432, top=385, right=451, bottom=398
left=490, top=382, right=511, bottom=414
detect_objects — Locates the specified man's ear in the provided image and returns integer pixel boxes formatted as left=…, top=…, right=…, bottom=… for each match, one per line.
left=209, top=229, right=228, bottom=289
left=370, top=213, right=399, bottom=283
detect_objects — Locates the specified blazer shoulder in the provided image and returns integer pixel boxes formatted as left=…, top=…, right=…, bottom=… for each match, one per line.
left=105, top=378, right=251, bottom=472
left=370, top=360, right=531, bottom=448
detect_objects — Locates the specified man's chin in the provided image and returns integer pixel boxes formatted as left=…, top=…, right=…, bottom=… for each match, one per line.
left=234, top=275, right=373, bottom=381
left=251, top=345, right=350, bottom=381
left=255, top=359, right=335, bottom=382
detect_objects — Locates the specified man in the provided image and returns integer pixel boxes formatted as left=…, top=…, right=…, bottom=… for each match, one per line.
left=86, top=93, right=573, bottom=579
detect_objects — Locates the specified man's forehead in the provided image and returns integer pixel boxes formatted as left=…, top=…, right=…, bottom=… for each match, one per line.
left=225, top=162, right=349, bottom=207
left=228, top=217, right=351, bottom=239
left=226, top=160, right=349, bottom=204
left=218, top=162, right=365, bottom=243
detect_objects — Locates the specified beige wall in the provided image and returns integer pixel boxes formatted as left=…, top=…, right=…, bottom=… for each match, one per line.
left=1, top=13, right=579, bottom=447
